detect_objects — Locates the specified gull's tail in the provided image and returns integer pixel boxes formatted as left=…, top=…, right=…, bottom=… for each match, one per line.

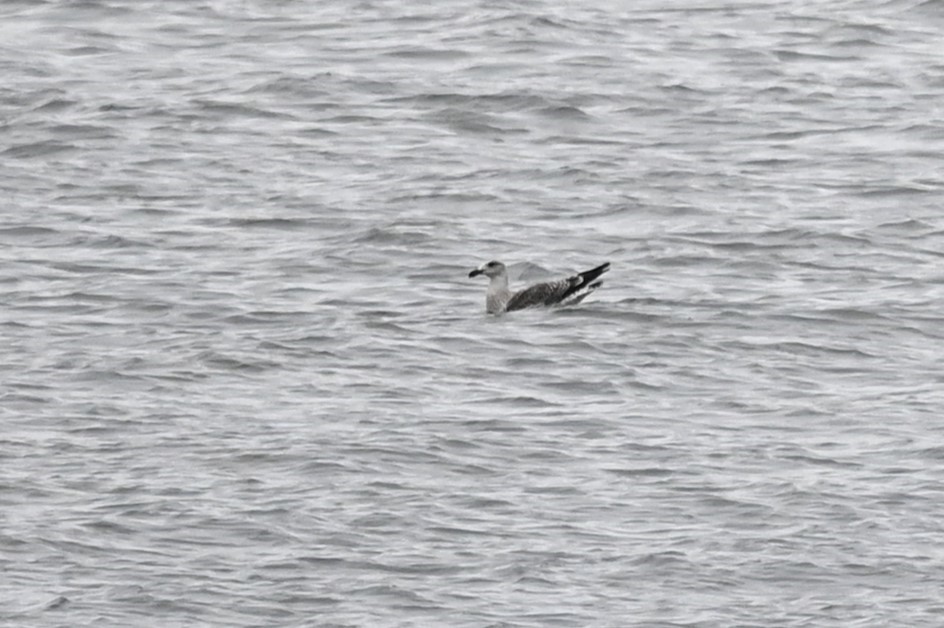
left=560, top=262, right=610, bottom=306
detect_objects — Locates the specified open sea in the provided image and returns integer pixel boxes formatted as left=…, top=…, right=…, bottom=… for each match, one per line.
left=3, top=0, right=944, bottom=626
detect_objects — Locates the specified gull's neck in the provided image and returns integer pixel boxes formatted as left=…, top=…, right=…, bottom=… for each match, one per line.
left=486, top=272, right=511, bottom=314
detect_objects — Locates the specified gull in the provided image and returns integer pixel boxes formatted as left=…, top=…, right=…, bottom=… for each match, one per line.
left=468, top=260, right=610, bottom=314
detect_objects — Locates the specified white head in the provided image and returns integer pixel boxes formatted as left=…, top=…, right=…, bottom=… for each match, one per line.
left=468, top=260, right=506, bottom=279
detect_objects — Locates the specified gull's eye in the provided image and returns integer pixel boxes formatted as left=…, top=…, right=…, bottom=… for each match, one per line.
left=487, top=262, right=496, bottom=267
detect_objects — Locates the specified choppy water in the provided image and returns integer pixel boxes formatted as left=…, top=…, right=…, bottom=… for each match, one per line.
left=3, top=0, right=944, bottom=626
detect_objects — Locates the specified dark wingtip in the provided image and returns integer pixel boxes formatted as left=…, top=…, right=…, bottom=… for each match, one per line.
left=581, top=262, right=610, bottom=282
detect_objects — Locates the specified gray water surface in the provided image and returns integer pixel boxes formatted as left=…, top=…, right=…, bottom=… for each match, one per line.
left=3, top=1, right=944, bottom=626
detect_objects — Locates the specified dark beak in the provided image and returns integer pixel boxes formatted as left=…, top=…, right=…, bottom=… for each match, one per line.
left=468, top=269, right=482, bottom=278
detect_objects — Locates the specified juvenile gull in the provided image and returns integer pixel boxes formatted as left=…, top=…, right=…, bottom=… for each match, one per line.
left=468, top=260, right=610, bottom=314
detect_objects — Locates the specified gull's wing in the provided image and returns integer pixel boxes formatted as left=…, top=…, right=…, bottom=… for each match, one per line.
left=505, top=262, right=610, bottom=312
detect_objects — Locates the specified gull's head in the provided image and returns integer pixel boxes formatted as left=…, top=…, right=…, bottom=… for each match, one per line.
left=468, top=260, right=506, bottom=279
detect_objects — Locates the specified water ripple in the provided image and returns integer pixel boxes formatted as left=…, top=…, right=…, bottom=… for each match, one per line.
left=2, top=0, right=944, bottom=626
